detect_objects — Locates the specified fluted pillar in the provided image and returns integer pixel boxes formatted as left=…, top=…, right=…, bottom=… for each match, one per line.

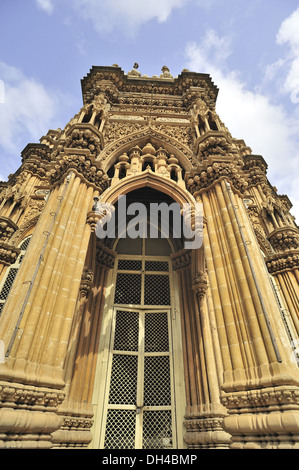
left=172, top=248, right=231, bottom=448
left=200, top=179, right=299, bottom=448
left=0, top=170, right=97, bottom=448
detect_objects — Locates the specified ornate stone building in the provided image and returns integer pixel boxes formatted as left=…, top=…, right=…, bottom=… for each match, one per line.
left=0, top=64, right=299, bottom=449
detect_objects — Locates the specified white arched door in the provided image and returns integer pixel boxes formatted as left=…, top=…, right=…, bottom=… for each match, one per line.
left=92, top=236, right=186, bottom=449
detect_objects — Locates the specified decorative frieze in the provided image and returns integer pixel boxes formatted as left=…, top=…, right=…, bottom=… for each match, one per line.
left=221, top=386, right=299, bottom=411
left=0, top=383, right=64, bottom=409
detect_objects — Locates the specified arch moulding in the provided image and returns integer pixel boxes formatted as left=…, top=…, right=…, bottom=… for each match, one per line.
left=99, top=169, right=197, bottom=209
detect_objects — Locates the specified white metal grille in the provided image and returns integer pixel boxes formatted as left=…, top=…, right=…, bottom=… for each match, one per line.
left=0, top=268, right=18, bottom=301
left=104, top=409, right=136, bottom=449
left=0, top=236, right=31, bottom=316
left=113, top=310, right=139, bottom=351
left=143, top=410, right=173, bottom=449
left=108, top=354, right=138, bottom=405
left=102, top=248, right=177, bottom=449
left=144, top=274, right=170, bottom=305
left=118, top=259, right=142, bottom=271
left=114, top=273, right=142, bottom=304
left=145, top=311, right=169, bottom=352
left=144, top=356, right=171, bottom=406
left=145, top=260, right=169, bottom=272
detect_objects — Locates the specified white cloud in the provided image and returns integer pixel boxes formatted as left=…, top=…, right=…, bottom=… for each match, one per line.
left=274, top=6, right=299, bottom=103
left=71, top=0, right=190, bottom=34
left=185, top=31, right=299, bottom=222
left=35, top=0, right=54, bottom=15
left=0, top=62, right=72, bottom=175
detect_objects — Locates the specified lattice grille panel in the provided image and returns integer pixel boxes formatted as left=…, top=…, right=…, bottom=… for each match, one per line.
left=145, top=261, right=169, bottom=272
left=19, top=237, right=31, bottom=251
left=104, top=409, right=136, bottom=449
left=114, top=273, right=142, bottom=304
left=108, top=354, right=138, bottom=404
left=144, top=356, right=171, bottom=406
left=145, top=312, right=169, bottom=352
left=143, top=410, right=173, bottom=449
left=118, top=259, right=142, bottom=271
left=144, top=274, right=170, bottom=305
left=113, top=310, right=139, bottom=351
left=0, top=268, right=18, bottom=301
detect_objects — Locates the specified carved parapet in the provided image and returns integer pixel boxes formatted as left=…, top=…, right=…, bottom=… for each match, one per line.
left=268, top=227, right=299, bottom=252
left=0, top=217, right=18, bottom=243
left=0, top=241, right=20, bottom=265
left=265, top=250, right=299, bottom=274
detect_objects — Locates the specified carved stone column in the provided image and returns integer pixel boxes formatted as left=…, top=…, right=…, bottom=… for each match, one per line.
left=172, top=248, right=231, bottom=448
left=200, top=179, right=299, bottom=448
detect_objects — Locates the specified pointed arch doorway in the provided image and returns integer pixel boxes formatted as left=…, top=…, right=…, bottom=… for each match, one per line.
left=91, top=188, right=187, bottom=450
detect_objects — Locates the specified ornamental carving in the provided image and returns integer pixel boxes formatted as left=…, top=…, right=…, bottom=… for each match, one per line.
left=154, top=124, right=193, bottom=147
left=65, top=128, right=102, bottom=156
left=0, top=384, right=65, bottom=408
left=80, top=267, right=94, bottom=297
left=192, top=271, right=208, bottom=299
left=187, top=161, right=247, bottom=194
left=197, top=135, right=232, bottom=160
left=221, top=387, right=299, bottom=410
left=96, top=243, right=115, bottom=269
left=0, top=242, right=20, bottom=265
left=103, top=121, right=146, bottom=144
left=0, top=217, right=18, bottom=242
left=47, top=154, right=109, bottom=190
left=171, top=250, right=191, bottom=271
left=265, top=251, right=299, bottom=274
left=268, top=227, right=299, bottom=251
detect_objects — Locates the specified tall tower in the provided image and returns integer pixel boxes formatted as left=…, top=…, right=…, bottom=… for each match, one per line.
left=0, top=65, right=298, bottom=449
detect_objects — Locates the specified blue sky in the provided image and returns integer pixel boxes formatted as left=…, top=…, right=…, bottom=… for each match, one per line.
left=1, top=0, right=299, bottom=220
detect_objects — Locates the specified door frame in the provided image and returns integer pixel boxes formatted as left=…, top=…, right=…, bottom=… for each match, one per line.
left=91, top=250, right=187, bottom=449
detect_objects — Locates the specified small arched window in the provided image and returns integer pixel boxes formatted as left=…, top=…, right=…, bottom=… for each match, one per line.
left=0, top=235, right=31, bottom=316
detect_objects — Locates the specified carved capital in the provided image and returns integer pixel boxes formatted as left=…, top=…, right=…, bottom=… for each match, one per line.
left=192, top=271, right=208, bottom=299
left=79, top=267, right=94, bottom=297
